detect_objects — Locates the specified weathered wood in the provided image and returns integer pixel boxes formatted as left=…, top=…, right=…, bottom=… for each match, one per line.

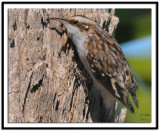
left=8, top=9, right=125, bottom=123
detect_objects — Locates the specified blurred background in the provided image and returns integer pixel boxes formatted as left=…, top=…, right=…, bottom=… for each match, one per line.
left=115, top=9, right=151, bottom=123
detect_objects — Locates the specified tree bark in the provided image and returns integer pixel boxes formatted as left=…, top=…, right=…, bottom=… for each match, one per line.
left=8, top=8, right=125, bottom=123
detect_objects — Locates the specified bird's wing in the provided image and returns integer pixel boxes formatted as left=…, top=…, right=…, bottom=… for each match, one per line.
left=85, top=30, right=138, bottom=113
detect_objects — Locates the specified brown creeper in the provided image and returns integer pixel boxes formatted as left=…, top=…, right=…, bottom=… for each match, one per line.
left=50, top=16, right=139, bottom=114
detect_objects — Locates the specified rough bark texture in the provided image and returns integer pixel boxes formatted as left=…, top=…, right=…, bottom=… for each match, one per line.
left=8, top=8, right=125, bottom=123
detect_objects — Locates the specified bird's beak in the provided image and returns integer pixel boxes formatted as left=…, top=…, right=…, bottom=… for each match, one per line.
left=49, top=17, right=69, bottom=24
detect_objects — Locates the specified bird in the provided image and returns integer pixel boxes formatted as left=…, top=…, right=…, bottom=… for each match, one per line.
left=49, top=15, right=139, bottom=114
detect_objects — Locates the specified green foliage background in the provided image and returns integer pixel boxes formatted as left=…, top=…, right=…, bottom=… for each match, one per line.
left=115, top=9, right=151, bottom=123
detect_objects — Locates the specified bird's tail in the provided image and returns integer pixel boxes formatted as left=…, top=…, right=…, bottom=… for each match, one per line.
left=130, top=78, right=139, bottom=109
left=131, top=91, right=139, bottom=108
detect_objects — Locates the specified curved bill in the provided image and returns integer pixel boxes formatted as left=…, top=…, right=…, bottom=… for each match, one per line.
left=49, top=18, right=69, bottom=24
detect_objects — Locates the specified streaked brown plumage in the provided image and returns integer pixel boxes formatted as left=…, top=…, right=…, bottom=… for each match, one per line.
left=50, top=15, right=139, bottom=114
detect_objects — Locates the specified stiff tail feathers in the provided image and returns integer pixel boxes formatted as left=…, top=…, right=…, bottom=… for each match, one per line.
left=131, top=92, right=139, bottom=108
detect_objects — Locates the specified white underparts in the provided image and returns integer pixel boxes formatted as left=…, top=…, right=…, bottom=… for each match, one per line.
left=64, top=24, right=87, bottom=54
left=64, top=22, right=116, bottom=114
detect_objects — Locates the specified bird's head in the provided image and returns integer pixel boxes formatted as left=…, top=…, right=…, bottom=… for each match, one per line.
left=49, top=16, right=97, bottom=38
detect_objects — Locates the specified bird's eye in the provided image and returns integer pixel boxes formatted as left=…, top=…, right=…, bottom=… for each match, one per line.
left=74, top=20, right=79, bottom=24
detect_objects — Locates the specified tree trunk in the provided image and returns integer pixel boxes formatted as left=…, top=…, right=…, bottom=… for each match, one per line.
left=8, top=8, right=126, bottom=123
